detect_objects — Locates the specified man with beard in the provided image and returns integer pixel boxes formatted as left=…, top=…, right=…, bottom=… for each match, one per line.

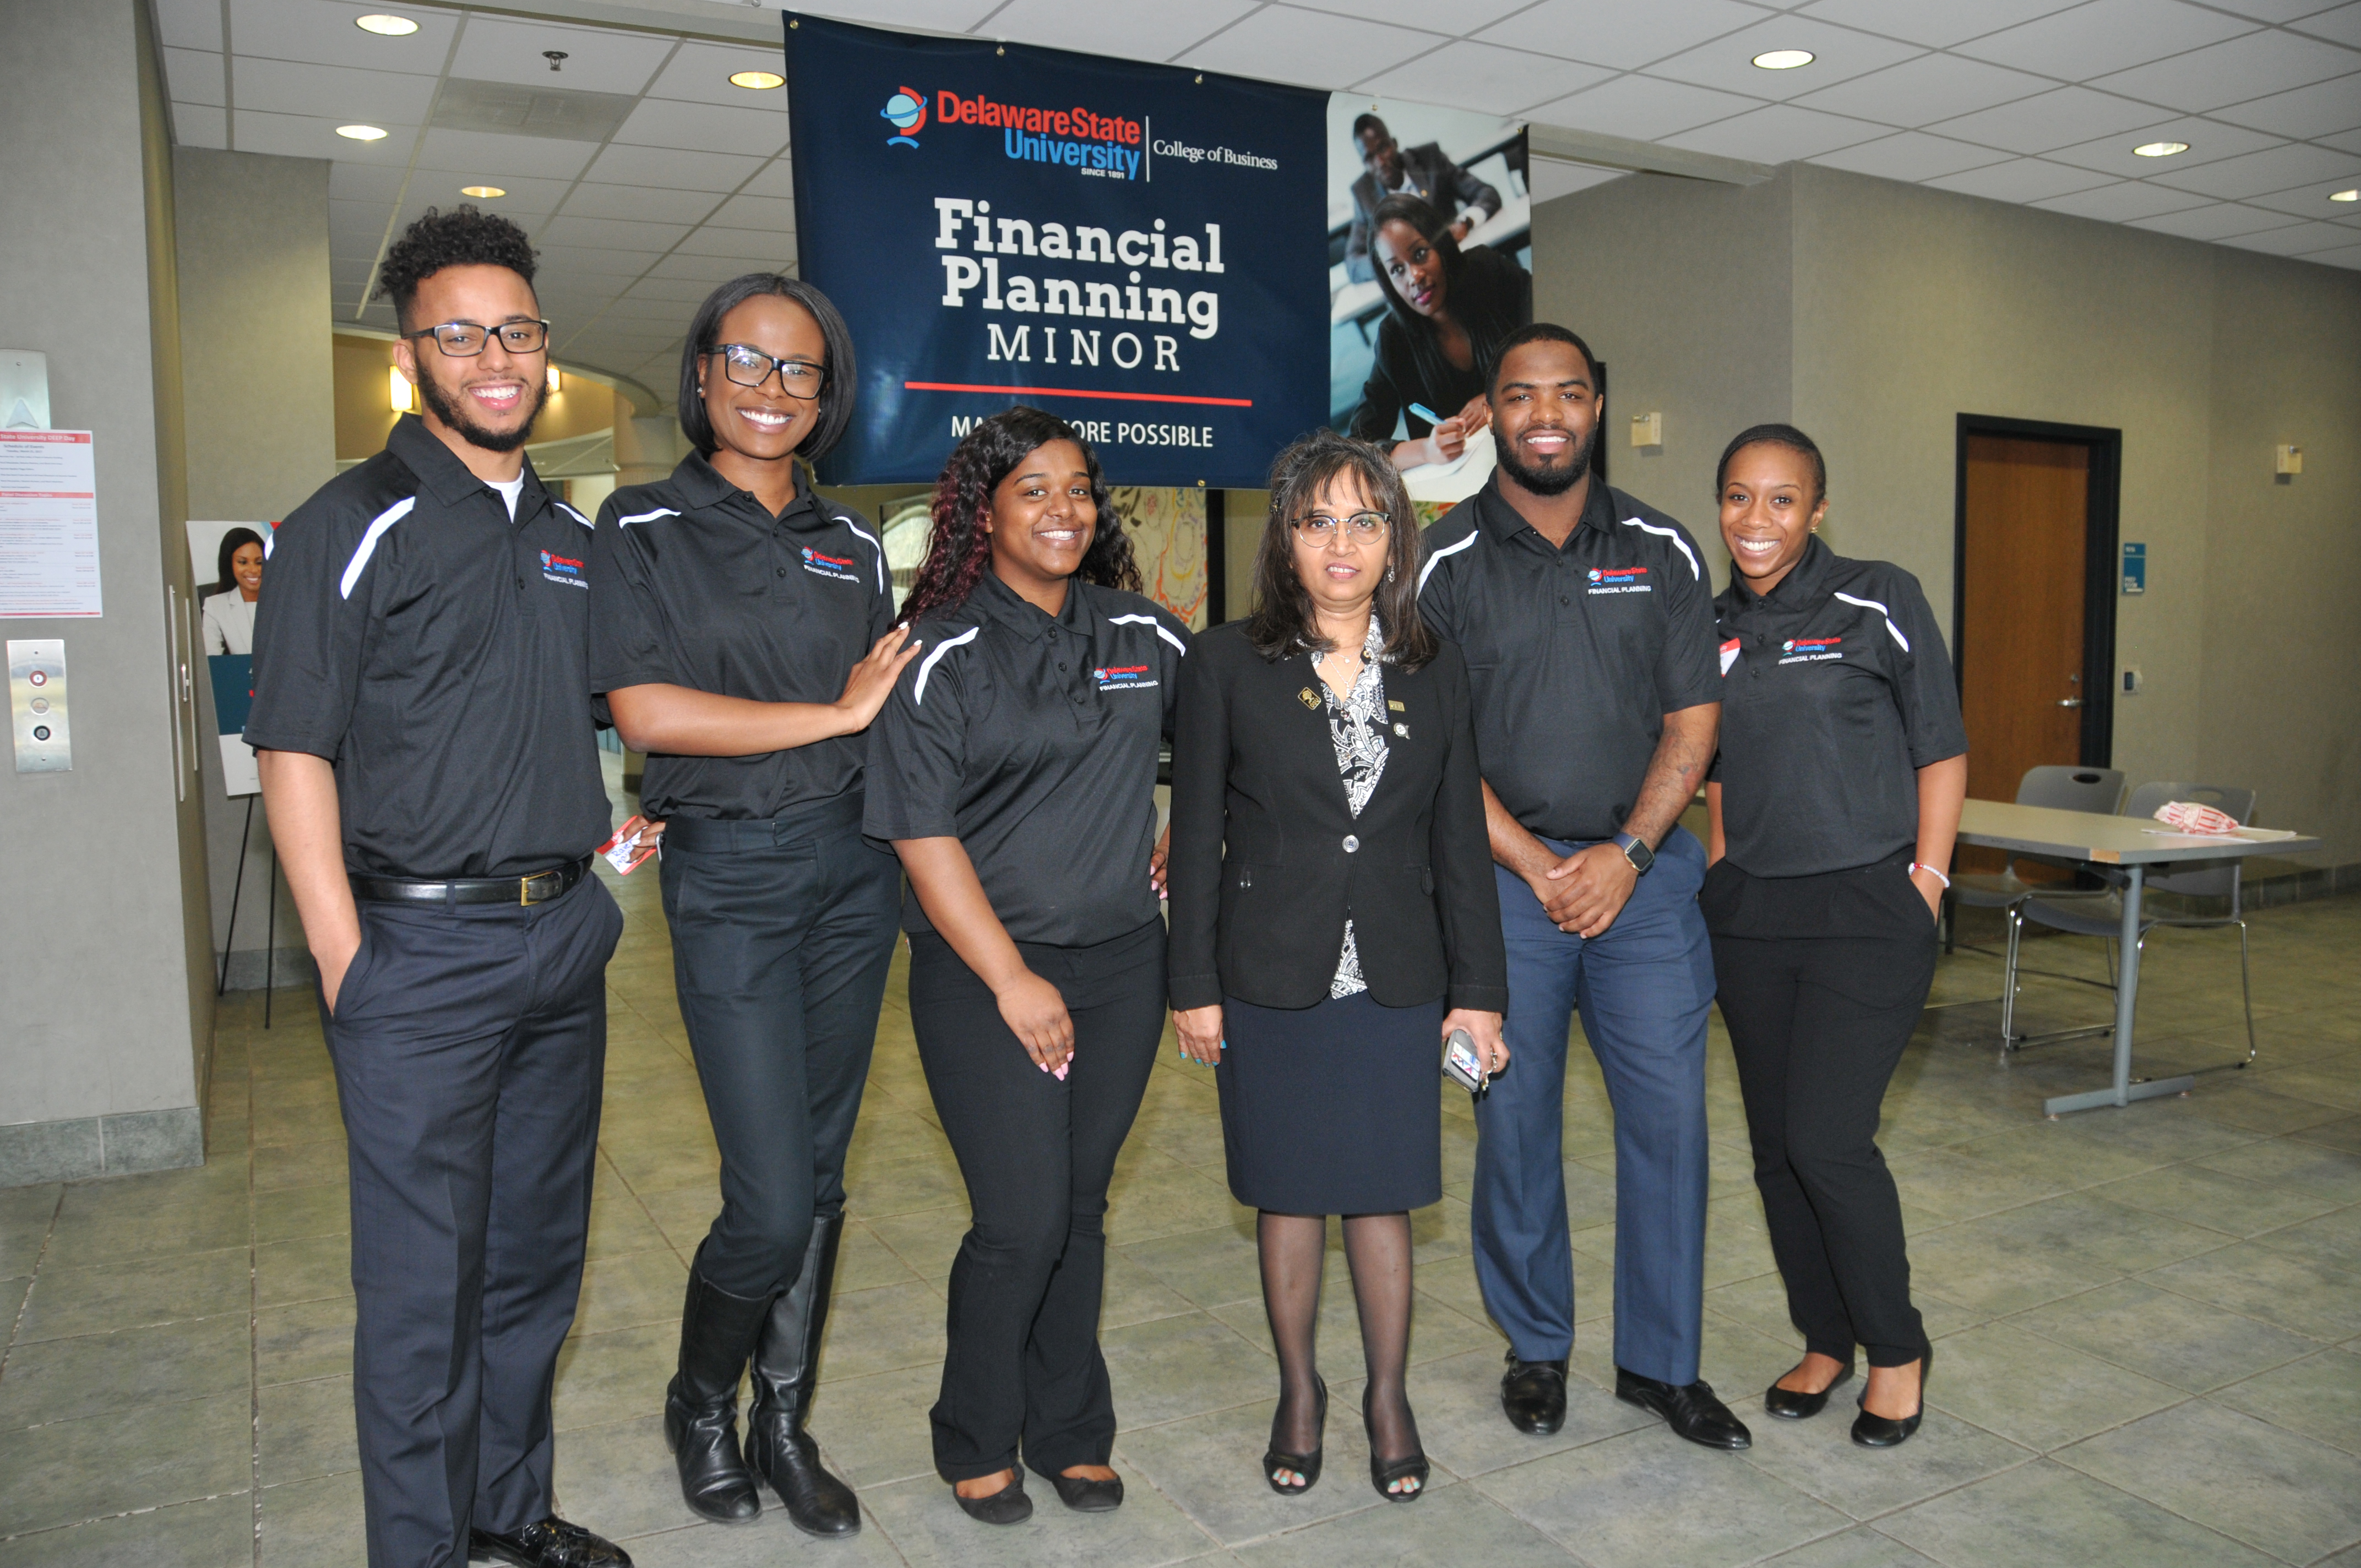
left=1416, top=324, right=1743, bottom=1453
left=247, top=208, right=632, bottom=1568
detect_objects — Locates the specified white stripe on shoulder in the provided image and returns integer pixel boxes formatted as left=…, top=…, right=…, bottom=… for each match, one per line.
left=617, top=507, right=681, bottom=527
left=1417, top=529, right=1478, bottom=594
left=844, top=520, right=888, bottom=594
left=912, top=625, right=980, bottom=706
left=339, top=497, right=416, bottom=600
left=1107, top=612, right=1187, bottom=655
left=262, top=523, right=277, bottom=559
left=557, top=502, right=593, bottom=529
left=1834, top=591, right=1910, bottom=652
left=1619, top=516, right=1700, bottom=580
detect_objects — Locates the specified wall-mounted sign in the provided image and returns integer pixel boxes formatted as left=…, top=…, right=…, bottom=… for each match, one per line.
left=2121, top=541, right=2146, bottom=596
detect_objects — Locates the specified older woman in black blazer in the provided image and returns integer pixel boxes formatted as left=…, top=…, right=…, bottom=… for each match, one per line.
left=1168, top=430, right=1508, bottom=1505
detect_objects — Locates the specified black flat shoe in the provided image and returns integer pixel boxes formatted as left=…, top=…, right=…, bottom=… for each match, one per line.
left=1501, top=1352, right=1570, bottom=1436
left=1365, top=1387, right=1428, bottom=1502
left=1048, top=1471, right=1124, bottom=1512
left=1852, top=1346, right=1931, bottom=1449
left=951, top=1476, right=1032, bottom=1525
left=468, top=1516, right=633, bottom=1567
left=1615, top=1368, right=1752, bottom=1451
left=1263, top=1375, right=1326, bottom=1496
left=1764, top=1361, right=1855, bottom=1420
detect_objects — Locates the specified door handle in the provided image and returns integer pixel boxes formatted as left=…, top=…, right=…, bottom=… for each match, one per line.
left=2058, top=697, right=2083, bottom=708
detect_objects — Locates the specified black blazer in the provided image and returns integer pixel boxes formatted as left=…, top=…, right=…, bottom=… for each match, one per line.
left=1167, top=623, right=1506, bottom=1014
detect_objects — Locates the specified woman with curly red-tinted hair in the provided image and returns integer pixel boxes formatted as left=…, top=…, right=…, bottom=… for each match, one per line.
left=863, top=407, right=1188, bottom=1526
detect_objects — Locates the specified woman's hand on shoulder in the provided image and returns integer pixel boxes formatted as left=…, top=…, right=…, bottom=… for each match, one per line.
left=833, top=628, right=923, bottom=734
left=1441, top=1008, right=1508, bottom=1076
left=1173, top=1004, right=1224, bottom=1066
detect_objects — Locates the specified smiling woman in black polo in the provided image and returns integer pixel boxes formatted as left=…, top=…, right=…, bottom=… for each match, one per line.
left=1702, top=423, right=1966, bottom=1452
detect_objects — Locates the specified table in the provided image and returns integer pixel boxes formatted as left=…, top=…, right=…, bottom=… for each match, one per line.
left=1955, top=799, right=2319, bottom=1117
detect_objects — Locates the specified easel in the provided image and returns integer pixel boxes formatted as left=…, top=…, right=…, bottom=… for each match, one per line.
left=216, top=794, right=279, bottom=1027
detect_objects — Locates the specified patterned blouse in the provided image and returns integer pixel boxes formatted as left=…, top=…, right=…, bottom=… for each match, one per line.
left=1312, top=614, right=1392, bottom=997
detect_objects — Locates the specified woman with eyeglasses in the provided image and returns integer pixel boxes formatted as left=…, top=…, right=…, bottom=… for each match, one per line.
left=1167, top=431, right=1506, bottom=1503
left=588, top=273, right=919, bottom=1538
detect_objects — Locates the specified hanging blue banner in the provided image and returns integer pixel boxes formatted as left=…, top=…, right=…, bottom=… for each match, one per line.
left=782, top=13, right=1328, bottom=487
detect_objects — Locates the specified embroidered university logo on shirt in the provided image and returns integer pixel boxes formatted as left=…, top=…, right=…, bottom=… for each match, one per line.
left=801, top=545, right=861, bottom=582
left=1586, top=565, right=1651, bottom=596
left=1095, top=663, right=1157, bottom=691
left=540, top=549, right=587, bottom=589
left=1780, top=636, right=1842, bottom=664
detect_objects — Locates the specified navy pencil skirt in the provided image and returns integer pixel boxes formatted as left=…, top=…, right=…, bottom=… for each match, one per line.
left=1215, top=989, right=1446, bottom=1215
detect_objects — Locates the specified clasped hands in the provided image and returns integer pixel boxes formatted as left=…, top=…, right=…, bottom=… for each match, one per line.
left=1530, top=841, right=1639, bottom=939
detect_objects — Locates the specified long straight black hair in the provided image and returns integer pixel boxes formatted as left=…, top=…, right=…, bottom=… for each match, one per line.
left=1368, top=194, right=1526, bottom=409
left=676, top=274, right=858, bottom=460
left=1247, top=429, right=1435, bottom=671
left=213, top=526, right=264, bottom=598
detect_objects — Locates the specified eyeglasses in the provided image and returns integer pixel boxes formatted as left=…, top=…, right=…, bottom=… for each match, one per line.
left=714, top=344, right=826, bottom=399
left=1294, top=510, right=1390, bottom=541
left=405, top=319, right=551, bottom=356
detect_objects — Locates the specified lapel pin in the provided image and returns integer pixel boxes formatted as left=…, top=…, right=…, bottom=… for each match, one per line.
left=1298, top=688, right=1320, bottom=710
left=1394, top=722, right=1410, bottom=738
left=1387, top=699, right=1405, bottom=712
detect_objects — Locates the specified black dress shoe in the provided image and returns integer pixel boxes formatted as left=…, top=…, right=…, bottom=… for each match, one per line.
left=1500, top=1352, right=1570, bottom=1436
left=1764, top=1361, right=1854, bottom=1420
left=469, top=1516, right=633, bottom=1567
left=1852, top=1346, right=1931, bottom=1449
left=1264, top=1375, right=1326, bottom=1496
left=951, top=1476, right=1033, bottom=1525
left=1615, top=1369, right=1752, bottom=1450
left=1048, top=1471, right=1124, bottom=1511
left=1364, top=1387, right=1429, bottom=1503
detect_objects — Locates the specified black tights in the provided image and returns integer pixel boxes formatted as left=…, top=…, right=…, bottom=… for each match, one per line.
left=1259, top=1211, right=1418, bottom=1466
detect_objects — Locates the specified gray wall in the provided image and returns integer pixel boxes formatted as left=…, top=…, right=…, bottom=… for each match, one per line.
left=175, top=146, right=336, bottom=982
left=1532, top=162, right=2361, bottom=867
left=0, top=0, right=216, bottom=1184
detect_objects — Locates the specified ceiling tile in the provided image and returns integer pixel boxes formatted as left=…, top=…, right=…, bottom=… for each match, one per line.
left=2244, top=175, right=2361, bottom=214
left=1923, top=156, right=2118, bottom=200
left=1808, top=130, right=2013, bottom=180
left=585, top=296, right=698, bottom=324
left=704, top=193, right=799, bottom=233
left=2091, top=29, right=2360, bottom=112
left=412, top=175, right=575, bottom=209
left=1177, top=8, right=1441, bottom=91
left=1356, top=39, right=1614, bottom=114
left=415, top=129, right=602, bottom=182
left=1527, top=74, right=1765, bottom=140
left=1791, top=50, right=2054, bottom=124
left=673, top=228, right=795, bottom=263
left=2293, top=239, right=2361, bottom=264
left=641, top=40, right=795, bottom=110
left=737, top=160, right=798, bottom=200
left=2028, top=178, right=2215, bottom=219
left=791, top=0, right=1005, bottom=29
left=2125, top=201, right=2303, bottom=237
left=1473, top=0, right=1774, bottom=73
left=987, top=0, right=1265, bottom=63
left=448, top=16, right=675, bottom=97
left=557, top=183, right=725, bottom=226
left=533, top=246, right=667, bottom=280
left=2040, top=117, right=2286, bottom=176
left=2292, top=3, right=2361, bottom=46
left=329, top=163, right=409, bottom=203
left=613, top=98, right=793, bottom=157
left=1528, top=161, right=1628, bottom=201
left=2201, top=0, right=2350, bottom=18
left=2326, top=126, right=2361, bottom=153
left=229, top=0, right=457, bottom=73
left=156, top=0, right=221, bottom=52
left=542, top=215, right=692, bottom=253
left=175, top=103, right=229, bottom=149
left=2148, top=139, right=2361, bottom=195
left=583, top=144, right=767, bottom=194
left=1953, top=0, right=2257, bottom=80
left=233, top=107, right=414, bottom=160
left=2209, top=72, right=2361, bottom=139
left=1793, top=0, right=2071, bottom=50
left=166, top=48, right=224, bottom=107
left=1925, top=85, right=2163, bottom=153
left=1662, top=102, right=1889, bottom=161
left=232, top=56, right=439, bottom=123
left=644, top=254, right=761, bottom=287
left=2218, top=217, right=2361, bottom=251
left=1645, top=15, right=1928, bottom=101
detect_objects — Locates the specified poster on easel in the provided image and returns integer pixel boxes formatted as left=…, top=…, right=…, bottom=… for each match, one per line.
left=186, top=520, right=271, bottom=797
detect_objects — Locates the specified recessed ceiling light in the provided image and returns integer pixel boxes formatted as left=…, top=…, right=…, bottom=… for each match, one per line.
left=354, top=13, right=417, bottom=34
left=729, top=70, right=785, bottom=90
left=460, top=184, right=505, bottom=198
left=1752, top=49, right=1814, bottom=69
left=2331, top=188, right=2359, bottom=203
left=2133, top=140, right=2190, bottom=158
left=336, top=124, right=389, bottom=141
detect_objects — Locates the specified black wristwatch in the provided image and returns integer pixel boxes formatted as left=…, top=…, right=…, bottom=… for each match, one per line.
left=1613, top=832, right=1655, bottom=875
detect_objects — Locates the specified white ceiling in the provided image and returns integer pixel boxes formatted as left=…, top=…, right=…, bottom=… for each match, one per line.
left=156, top=0, right=2361, bottom=403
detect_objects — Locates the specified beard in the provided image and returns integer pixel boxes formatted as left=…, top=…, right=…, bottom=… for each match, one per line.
left=415, top=366, right=548, bottom=454
left=1493, top=420, right=1596, bottom=497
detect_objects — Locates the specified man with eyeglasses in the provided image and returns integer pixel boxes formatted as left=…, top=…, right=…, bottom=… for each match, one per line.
left=247, top=206, right=633, bottom=1568
left=1342, top=112, right=1501, bottom=285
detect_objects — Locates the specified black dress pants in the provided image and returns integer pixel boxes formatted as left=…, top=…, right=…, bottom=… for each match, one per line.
left=1704, top=856, right=1934, bottom=1368
left=659, top=798, right=901, bottom=1299
left=906, top=919, right=1166, bottom=1482
left=324, top=873, right=623, bottom=1568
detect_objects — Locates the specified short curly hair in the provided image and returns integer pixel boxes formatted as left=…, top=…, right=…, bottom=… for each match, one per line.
left=374, top=205, right=538, bottom=331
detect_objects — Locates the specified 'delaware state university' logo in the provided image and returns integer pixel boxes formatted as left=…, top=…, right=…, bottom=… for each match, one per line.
left=883, top=86, right=927, bottom=148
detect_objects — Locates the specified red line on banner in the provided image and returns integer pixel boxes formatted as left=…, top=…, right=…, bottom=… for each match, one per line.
left=902, top=380, right=1253, bottom=408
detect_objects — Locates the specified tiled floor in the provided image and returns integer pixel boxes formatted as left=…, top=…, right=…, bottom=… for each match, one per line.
left=6, top=815, right=2359, bottom=1566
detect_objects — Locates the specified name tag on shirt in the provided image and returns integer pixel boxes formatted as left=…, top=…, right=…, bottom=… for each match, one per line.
left=1720, top=638, right=1740, bottom=676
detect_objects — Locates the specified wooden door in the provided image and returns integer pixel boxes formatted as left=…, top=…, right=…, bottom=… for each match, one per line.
left=1959, top=435, right=2088, bottom=868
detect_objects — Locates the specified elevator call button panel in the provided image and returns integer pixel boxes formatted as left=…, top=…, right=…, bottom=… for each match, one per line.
left=9, top=639, right=70, bottom=772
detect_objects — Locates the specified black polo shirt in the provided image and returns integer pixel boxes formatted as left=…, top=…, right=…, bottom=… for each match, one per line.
left=1417, top=475, right=1722, bottom=842
left=587, top=453, right=892, bottom=820
left=245, top=413, right=610, bottom=879
left=862, top=573, right=1189, bottom=946
left=1710, top=537, right=1966, bottom=878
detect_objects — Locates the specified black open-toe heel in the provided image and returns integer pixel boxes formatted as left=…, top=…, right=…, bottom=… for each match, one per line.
left=1364, top=1388, right=1428, bottom=1502
left=1852, top=1344, right=1932, bottom=1449
left=1263, top=1376, right=1326, bottom=1496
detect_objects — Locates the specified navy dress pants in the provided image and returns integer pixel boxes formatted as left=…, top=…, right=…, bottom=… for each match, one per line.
left=1472, top=826, right=1716, bottom=1384
left=323, top=874, right=623, bottom=1568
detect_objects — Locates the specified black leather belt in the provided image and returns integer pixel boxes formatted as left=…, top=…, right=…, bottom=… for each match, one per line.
left=350, top=854, right=593, bottom=906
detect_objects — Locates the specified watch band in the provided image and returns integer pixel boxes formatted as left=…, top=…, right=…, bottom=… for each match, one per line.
left=1613, top=832, right=1653, bottom=874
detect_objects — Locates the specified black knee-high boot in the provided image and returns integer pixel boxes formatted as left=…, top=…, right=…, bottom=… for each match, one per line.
left=665, top=1251, right=770, bottom=1523
left=743, top=1212, right=861, bottom=1537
